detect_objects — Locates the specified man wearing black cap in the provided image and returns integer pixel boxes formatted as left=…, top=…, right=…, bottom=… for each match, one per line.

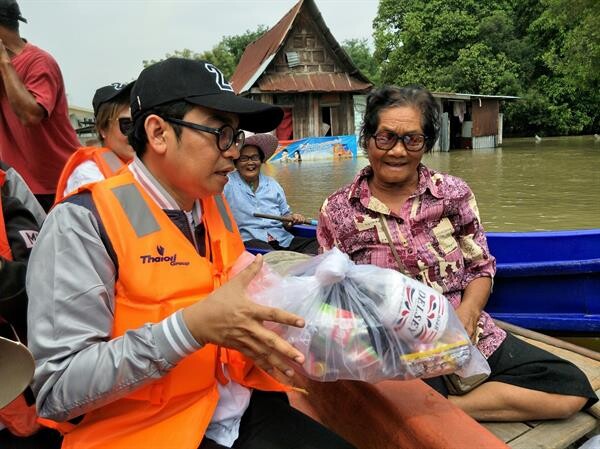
left=0, top=0, right=79, bottom=212
left=27, top=58, right=355, bottom=449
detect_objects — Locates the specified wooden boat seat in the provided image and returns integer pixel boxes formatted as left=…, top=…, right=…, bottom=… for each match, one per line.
left=482, top=335, right=600, bottom=449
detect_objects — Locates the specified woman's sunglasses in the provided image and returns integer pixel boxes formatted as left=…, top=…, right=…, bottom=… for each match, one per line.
left=118, top=117, right=133, bottom=136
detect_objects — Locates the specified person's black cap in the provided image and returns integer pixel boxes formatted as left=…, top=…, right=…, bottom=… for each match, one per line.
left=0, top=0, right=27, bottom=23
left=131, top=58, right=283, bottom=133
left=92, top=82, right=134, bottom=117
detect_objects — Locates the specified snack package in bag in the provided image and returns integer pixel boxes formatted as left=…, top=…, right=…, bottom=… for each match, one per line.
left=235, top=248, right=490, bottom=383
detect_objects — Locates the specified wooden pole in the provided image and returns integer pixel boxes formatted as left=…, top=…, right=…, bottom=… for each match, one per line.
left=253, top=212, right=318, bottom=226
left=494, top=319, right=600, bottom=362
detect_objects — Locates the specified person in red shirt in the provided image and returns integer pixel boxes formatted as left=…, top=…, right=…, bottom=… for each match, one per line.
left=0, top=0, right=79, bottom=212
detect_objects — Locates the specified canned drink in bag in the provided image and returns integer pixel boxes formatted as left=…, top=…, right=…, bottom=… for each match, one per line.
left=383, top=277, right=449, bottom=343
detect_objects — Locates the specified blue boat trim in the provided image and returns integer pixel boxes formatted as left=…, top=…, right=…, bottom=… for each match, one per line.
left=248, top=226, right=600, bottom=333
left=489, top=314, right=600, bottom=332
left=496, top=259, right=600, bottom=277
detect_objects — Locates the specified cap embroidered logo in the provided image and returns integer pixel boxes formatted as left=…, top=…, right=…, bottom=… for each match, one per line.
left=111, top=82, right=127, bottom=91
left=204, top=63, right=234, bottom=92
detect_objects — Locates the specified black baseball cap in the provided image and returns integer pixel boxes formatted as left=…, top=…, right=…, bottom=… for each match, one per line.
left=0, top=0, right=27, bottom=23
left=131, top=58, right=283, bottom=133
left=92, top=82, right=134, bottom=117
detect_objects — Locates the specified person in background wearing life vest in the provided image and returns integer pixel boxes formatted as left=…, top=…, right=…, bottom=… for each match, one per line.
left=0, top=167, right=62, bottom=448
left=54, top=82, right=135, bottom=204
left=26, top=58, right=355, bottom=449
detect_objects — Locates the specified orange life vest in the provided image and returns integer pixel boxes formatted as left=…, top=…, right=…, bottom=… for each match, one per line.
left=0, top=170, right=11, bottom=260
left=58, top=171, right=285, bottom=449
left=0, top=170, right=40, bottom=437
left=54, top=147, right=126, bottom=204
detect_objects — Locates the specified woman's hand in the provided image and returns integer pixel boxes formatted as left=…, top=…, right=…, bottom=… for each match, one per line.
left=182, top=255, right=305, bottom=377
left=289, top=213, right=306, bottom=225
left=454, top=302, right=481, bottom=343
left=455, top=277, right=491, bottom=343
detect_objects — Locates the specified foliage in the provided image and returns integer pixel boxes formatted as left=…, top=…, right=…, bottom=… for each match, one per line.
left=373, top=0, right=600, bottom=135
left=442, top=43, right=520, bottom=95
left=341, top=38, right=381, bottom=85
left=142, top=48, right=202, bottom=68
left=142, top=25, right=268, bottom=80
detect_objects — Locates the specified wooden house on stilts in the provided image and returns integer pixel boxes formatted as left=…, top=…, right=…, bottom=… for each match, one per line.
left=230, top=0, right=373, bottom=140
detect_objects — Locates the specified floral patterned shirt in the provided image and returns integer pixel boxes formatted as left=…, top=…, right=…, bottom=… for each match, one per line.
left=317, top=164, right=506, bottom=357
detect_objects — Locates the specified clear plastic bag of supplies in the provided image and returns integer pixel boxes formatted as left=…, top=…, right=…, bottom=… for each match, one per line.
left=233, top=248, right=490, bottom=383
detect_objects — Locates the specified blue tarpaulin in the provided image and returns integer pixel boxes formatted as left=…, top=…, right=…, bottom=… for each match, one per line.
left=268, top=135, right=358, bottom=162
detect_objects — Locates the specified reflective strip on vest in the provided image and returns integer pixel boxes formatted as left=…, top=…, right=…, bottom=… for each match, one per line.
left=100, top=151, right=124, bottom=174
left=214, top=195, right=232, bottom=233
left=110, top=184, right=160, bottom=237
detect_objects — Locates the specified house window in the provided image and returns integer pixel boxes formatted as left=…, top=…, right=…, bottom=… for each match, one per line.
left=286, top=52, right=300, bottom=68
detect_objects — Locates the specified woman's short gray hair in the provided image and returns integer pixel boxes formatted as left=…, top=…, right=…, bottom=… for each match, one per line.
left=359, top=85, right=440, bottom=153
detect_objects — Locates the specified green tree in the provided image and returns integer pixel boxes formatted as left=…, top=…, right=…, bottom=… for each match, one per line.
left=222, top=25, right=269, bottom=63
left=142, top=49, right=202, bottom=68
left=142, top=25, right=268, bottom=80
left=341, top=38, right=381, bottom=85
left=504, top=0, right=599, bottom=135
left=373, top=0, right=518, bottom=92
left=442, top=43, right=520, bottom=95
left=535, top=0, right=599, bottom=89
left=373, top=0, right=599, bottom=136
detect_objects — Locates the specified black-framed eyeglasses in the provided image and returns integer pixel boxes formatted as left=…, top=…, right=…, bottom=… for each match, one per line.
left=372, top=131, right=428, bottom=152
left=163, top=117, right=245, bottom=152
left=118, top=117, right=133, bottom=136
left=238, top=154, right=261, bottom=163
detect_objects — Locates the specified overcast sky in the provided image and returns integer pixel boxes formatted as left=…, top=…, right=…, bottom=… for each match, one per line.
left=17, top=0, right=379, bottom=109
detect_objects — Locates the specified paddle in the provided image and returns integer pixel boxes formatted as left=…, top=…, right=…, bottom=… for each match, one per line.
left=253, top=212, right=318, bottom=226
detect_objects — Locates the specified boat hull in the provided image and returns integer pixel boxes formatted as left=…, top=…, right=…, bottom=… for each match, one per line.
left=486, top=230, right=600, bottom=332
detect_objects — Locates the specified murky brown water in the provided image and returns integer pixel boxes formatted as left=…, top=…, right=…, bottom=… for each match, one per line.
left=263, top=135, right=600, bottom=232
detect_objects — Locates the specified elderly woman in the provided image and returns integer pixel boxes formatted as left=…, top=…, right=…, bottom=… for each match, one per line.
left=224, top=133, right=318, bottom=254
left=54, top=82, right=135, bottom=202
left=317, top=85, right=597, bottom=421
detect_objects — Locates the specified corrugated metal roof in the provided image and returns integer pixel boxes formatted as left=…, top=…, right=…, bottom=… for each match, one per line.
left=230, top=0, right=372, bottom=95
left=230, top=1, right=301, bottom=93
left=257, top=73, right=371, bottom=93
left=433, top=92, right=519, bottom=101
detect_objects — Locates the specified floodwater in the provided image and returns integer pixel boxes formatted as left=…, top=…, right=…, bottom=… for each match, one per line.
left=262, top=135, right=600, bottom=232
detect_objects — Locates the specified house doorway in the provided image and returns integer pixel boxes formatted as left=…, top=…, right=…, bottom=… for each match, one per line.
left=320, top=106, right=333, bottom=136
left=276, top=108, right=293, bottom=140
